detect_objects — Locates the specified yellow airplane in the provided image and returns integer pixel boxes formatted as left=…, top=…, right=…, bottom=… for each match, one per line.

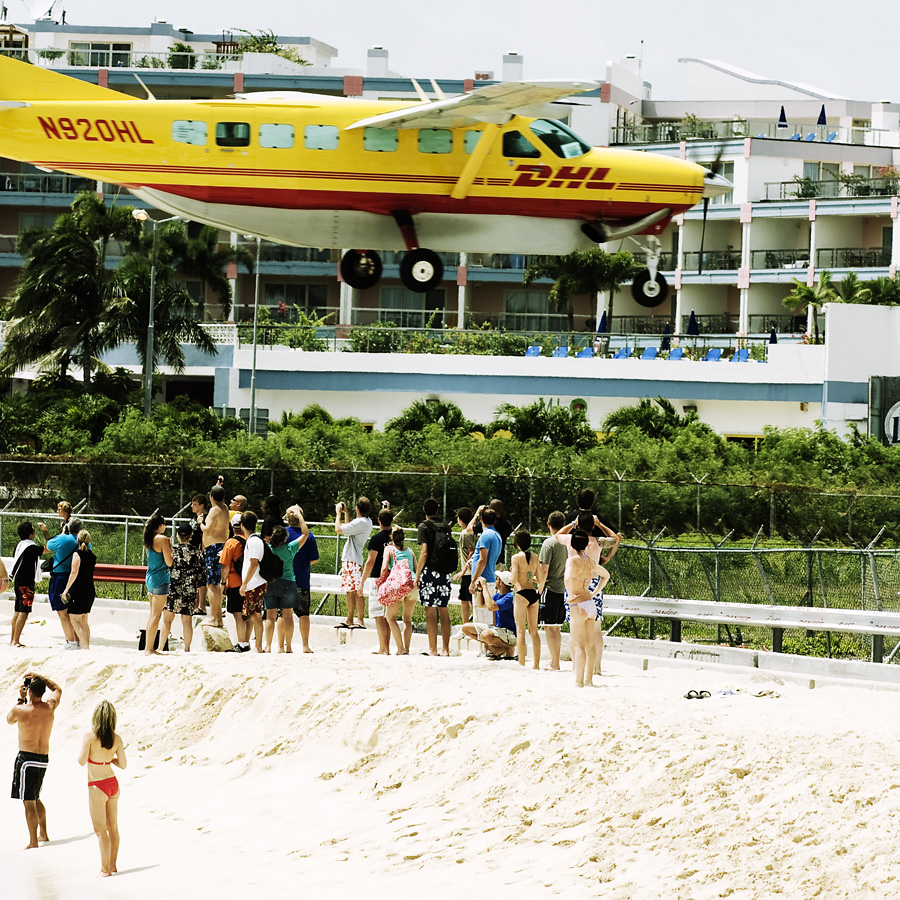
left=0, top=55, right=730, bottom=304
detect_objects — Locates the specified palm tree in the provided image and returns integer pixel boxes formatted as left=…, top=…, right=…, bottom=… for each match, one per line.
left=524, top=248, right=642, bottom=333
left=782, top=271, right=839, bottom=344
left=860, top=275, right=900, bottom=306
left=837, top=272, right=869, bottom=303
left=385, top=399, right=474, bottom=433
left=0, top=192, right=141, bottom=385
left=492, top=398, right=596, bottom=450
left=102, top=253, right=216, bottom=384
left=602, top=396, right=710, bottom=442
left=164, top=223, right=255, bottom=320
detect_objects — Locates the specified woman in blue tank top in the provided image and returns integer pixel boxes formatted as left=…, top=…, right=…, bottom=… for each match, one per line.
left=143, top=514, right=173, bottom=656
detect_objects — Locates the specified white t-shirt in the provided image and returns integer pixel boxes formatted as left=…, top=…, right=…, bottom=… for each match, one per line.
left=242, top=533, right=267, bottom=592
left=340, top=516, right=372, bottom=565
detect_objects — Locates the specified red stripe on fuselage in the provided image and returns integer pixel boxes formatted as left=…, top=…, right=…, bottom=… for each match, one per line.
left=131, top=183, right=694, bottom=221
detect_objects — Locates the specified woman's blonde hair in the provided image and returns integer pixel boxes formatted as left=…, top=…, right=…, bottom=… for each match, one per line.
left=285, top=505, right=303, bottom=527
left=77, top=529, right=91, bottom=552
left=92, top=700, right=116, bottom=750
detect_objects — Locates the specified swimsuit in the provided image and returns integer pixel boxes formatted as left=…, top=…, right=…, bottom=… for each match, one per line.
left=11, top=751, right=48, bottom=801
left=516, top=588, right=541, bottom=606
left=87, top=758, right=119, bottom=798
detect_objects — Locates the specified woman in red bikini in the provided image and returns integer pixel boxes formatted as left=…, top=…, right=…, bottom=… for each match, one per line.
left=77, top=700, right=127, bottom=877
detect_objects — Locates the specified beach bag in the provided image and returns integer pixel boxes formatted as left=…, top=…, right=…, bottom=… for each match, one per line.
left=424, top=520, right=457, bottom=574
left=258, top=539, right=284, bottom=582
left=377, top=551, right=414, bottom=606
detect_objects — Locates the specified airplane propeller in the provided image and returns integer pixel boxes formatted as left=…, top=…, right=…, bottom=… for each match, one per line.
left=697, top=144, right=732, bottom=275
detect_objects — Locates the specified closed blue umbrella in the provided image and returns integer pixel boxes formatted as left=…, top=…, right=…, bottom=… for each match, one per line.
left=687, top=310, right=700, bottom=336
left=778, top=106, right=788, bottom=129
left=660, top=322, right=671, bottom=351
left=597, top=310, right=607, bottom=334
left=817, top=105, right=827, bottom=126
left=769, top=326, right=778, bottom=344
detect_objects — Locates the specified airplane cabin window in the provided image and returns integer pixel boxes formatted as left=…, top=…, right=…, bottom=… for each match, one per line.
left=418, top=129, right=453, bottom=154
left=305, top=125, right=339, bottom=150
left=172, top=120, right=208, bottom=146
left=259, top=124, right=295, bottom=149
left=216, top=122, right=251, bottom=147
left=464, top=131, right=483, bottom=154
left=363, top=128, right=398, bottom=152
left=529, top=119, right=590, bottom=159
left=502, top=130, right=540, bottom=158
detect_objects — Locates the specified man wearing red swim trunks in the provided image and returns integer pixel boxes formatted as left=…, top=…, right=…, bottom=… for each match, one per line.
left=7, top=671, right=62, bottom=849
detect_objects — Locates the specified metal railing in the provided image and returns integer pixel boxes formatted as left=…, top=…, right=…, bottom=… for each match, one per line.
left=0, top=171, right=96, bottom=194
left=765, top=177, right=900, bottom=201
left=815, top=247, right=890, bottom=268
left=0, top=47, right=244, bottom=71
left=749, top=249, right=811, bottom=269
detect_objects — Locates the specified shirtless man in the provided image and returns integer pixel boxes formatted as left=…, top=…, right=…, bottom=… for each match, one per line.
left=201, top=484, right=230, bottom=627
left=7, top=672, right=62, bottom=848
left=564, top=532, right=608, bottom=687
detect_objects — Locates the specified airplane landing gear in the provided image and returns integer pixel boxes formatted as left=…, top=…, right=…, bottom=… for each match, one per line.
left=631, top=235, right=668, bottom=307
left=399, top=248, right=443, bottom=293
left=631, top=270, right=668, bottom=307
left=340, top=249, right=382, bottom=290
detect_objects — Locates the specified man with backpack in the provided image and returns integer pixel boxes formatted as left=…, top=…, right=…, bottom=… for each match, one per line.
left=415, top=498, right=457, bottom=657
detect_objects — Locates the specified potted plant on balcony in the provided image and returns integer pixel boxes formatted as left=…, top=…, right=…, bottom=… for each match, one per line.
left=791, top=175, right=819, bottom=199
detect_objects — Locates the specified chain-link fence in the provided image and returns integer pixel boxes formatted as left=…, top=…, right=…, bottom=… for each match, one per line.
left=1, top=459, right=899, bottom=544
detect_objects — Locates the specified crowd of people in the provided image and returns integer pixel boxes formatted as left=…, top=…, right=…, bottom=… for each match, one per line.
left=4, top=485, right=621, bottom=686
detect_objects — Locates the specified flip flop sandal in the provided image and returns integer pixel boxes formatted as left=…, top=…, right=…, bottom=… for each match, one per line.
left=684, top=690, right=700, bottom=699
left=698, top=690, right=711, bottom=699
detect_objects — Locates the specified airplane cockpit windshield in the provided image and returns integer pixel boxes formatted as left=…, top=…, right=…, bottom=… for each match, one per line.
left=528, top=119, right=591, bottom=159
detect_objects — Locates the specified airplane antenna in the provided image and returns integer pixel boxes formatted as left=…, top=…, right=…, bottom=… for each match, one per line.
left=429, top=78, right=447, bottom=101
left=409, top=78, right=430, bottom=103
left=133, top=73, right=157, bottom=100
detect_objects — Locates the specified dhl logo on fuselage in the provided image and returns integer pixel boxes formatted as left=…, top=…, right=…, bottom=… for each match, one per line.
left=37, top=116, right=153, bottom=144
left=513, top=164, right=614, bottom=190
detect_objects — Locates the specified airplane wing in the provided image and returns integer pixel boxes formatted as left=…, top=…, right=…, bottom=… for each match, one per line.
left=345, top=79, right=599, bottom=131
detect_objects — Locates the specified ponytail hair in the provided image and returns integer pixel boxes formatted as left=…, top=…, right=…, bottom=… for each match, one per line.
left=391, top=526, right=406, bottom=550
left=143, top=514, right=165, bottom=549
left=515, top=529, right=532, bottom=563
left=77, top=529, right=91, bottom=552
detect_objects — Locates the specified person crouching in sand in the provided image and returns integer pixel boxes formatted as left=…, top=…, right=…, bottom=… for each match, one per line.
left=78, top=700, right=126, bottom=877
left=564, top=530, right=609, bottom=687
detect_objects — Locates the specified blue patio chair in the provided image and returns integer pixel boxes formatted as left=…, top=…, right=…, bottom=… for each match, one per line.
left=551, top=346, right=568, bottom=358
left=827, top=131, right=837, bottom=142
left=730, top=348, right=750, bottom=362
left=756, top=133, right=766, bottom=138
left=576, top=346, right=595, bottom=358
left=640, top=347, right=658, bottom=361
left=612, top=347, right=632, bottom=359
left=668, top=348, right=684, bottom=361
left=805, top=133, right=816, bottom=141
left=789, top=133, right=801, bottom=141
left=703, top=348, right=722, bottom=362
left=525, top=345, right=541, bottom=357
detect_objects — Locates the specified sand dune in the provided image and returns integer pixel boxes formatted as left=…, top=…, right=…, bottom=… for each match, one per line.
left=2, top=620, right=900, bottom=899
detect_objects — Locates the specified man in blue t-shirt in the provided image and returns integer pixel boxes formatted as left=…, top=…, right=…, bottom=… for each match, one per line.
left=468, top=507, right=503, bottom=623
left=286, top=505, right=318, bottom=654
left=461, top=570, right=516, bottom=659
left=38, top=517, right=81, bottom=648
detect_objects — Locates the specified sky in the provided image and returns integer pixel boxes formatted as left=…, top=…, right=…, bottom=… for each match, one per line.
left=12, top=0, right=900, bottom=102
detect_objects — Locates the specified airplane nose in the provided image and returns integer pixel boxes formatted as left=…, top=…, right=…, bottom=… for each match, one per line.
left=703, top=170, right=733, bottom=198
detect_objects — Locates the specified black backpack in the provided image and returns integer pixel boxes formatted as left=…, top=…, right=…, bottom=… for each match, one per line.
left=256, top=537, right=284, bottom=582
left=424, top=520, right=457, bottom=574
left=230, top=535, right=246, bottom=580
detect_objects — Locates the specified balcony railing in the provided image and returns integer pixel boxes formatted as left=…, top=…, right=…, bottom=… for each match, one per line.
left=815, top=247, right=890, bottom=268
left=610, top=121, right=750, bottom=145
left=765, top=177, right=899, bottom=201
left=0, top=47, right=242, bottom=71
left=681, top=250, right=741, bottom=271
left=1, top=171, right=97, bottom=194
left=750, top=250, right=810, bottom=269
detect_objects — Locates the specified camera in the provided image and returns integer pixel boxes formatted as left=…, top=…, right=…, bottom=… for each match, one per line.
left=23, top=677, right=31, bottom=690
left=381, top=500, right=390, bottom=509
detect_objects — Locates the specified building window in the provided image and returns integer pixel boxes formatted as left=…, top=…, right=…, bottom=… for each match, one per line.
left=363, top=128, right=398, bottom=152
left=502, top=130, right=540, bottom=158
left=216, top=122, right=250, bottom=147
left=379, top=287, right=445, bottom=327
left=304, top=125, right=339, bottom=150
left=418, top=129, right=453, bottom=154
left=172, top=120, right=208, bottom=145
left=68, top=41, right=131, bottom=67
left=505, top=289, right=566, bottom=331
left=259, top=124, right=294, bottom=149
left=262, top=283, right=330, bottom=320
left=20, top=213, right=58, bottom=230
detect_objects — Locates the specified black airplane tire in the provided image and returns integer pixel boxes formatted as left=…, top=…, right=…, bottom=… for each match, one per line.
left=340, top=249, right=383, bottom=290
left=631, top=269, right=668, bottom=307
left=399, top=248, right=444, bottom=293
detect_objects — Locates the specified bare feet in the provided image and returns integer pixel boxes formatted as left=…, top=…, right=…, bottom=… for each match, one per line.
left=302, top=647, right=314, bottom=654
left=38, top=832, right=49, bottom=843
left=440, top=650, right=450, bottom=657
left=143, top=649, right=158, bottom=656
left=99, top=871, right=111, bottom=878
left=25, top=841, right=39, bottom=849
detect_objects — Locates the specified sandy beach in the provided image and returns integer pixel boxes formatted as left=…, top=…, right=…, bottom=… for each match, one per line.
left=1, top=612, right=899, bottom=900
